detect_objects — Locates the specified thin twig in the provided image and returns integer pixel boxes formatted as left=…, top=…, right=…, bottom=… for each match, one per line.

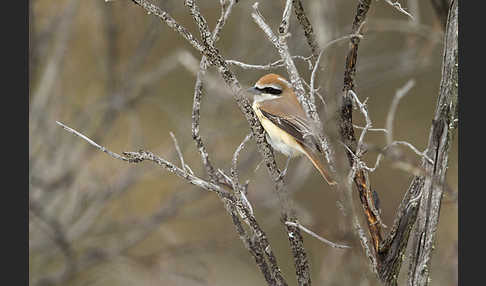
left=227, top=55, right=312, bottom=71
left=130, top=0, right=205, bottom=53
left=353, top=125, right=389, bottom=134
left=309, top=32, right=364, bottom=105
left=389, top=141, right=433, bottom=164
left=56, top=121, right=129, bottom=162
left=182, top=1, right=289, bottom=285
left=190, top=0, right=236, bottom=183
left=384, top=0, right=414, bottom=20
left=169, top=131, right=188, bottom=173
left=385, top=79, right=416, bottom=145
left=231, top=133, right=253, bottom=185
left=348, top=90, right=372, bottom=158
left=285, top=222, right=351, bottom=249
left=56, top=121, right=232, bottom=198
left=279, top=0, right=292, bottom=35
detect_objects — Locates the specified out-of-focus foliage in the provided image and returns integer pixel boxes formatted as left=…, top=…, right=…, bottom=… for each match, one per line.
left=29, top=0, right=457, bottom=285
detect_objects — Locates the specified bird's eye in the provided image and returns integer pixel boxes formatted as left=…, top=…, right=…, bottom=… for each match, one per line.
left=256, top=86, right=282, bottom=95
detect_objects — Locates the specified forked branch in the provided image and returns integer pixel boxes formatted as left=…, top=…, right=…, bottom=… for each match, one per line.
left=338, top=0, right=458, bottom=285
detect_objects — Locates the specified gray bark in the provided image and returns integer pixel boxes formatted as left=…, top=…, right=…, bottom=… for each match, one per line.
left=407, top=0, right=458, bottom=285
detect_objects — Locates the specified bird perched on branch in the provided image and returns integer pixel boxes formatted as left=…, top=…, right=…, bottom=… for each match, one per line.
left=247, top=73, right=336, bottom=185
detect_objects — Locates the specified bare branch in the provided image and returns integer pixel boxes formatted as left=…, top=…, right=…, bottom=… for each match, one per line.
left=390, top=141, right=433, bottom=164
left=408, top=1, right=458, bottom=284
left=348, top=90, right=372, bottom=158
left=130, top=0, right=205, bottom=53
left=227, top=55, right=312, bottom=71
left=169, top=131, right=188, bottom=173
left=231, top=133, right=253, bottom=186
left=291, top=0, right=319, bottom=59
left=55, top=121, right=129, bottom=162
left=309, top=33, right=363, bottom=106
left=285, top=222, right=351, bottom=249
left=136, top=1, right=291, bottom=284
left=338, top=0, right=392, bottom=281
left=251, top=3, right=315, bottom=285
left=212, top=0, right=236, bottom=43
left=383, top=0, right=414, bottom=20
left=353, top=125, right=389, bottom=134
left=56, top=121, right=232, bottom=199
left=385, top=79, right=416, bottom=145
left=279, top=0, right=292, bottom=35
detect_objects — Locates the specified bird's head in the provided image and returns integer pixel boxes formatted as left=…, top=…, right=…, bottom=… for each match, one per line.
left=247, top=73, right=292, bottom=102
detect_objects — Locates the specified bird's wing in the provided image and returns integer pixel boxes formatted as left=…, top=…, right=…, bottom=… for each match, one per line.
left=259, top=109, right=322, bottom=153
left=259, top=108, right=335, bottom=185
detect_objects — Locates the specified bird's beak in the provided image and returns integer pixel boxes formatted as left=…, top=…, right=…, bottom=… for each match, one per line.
left=246, top=86, right=262, bottom=95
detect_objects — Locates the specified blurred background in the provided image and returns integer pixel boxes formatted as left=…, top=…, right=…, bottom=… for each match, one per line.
left=29, top=0, right=457, bottom=285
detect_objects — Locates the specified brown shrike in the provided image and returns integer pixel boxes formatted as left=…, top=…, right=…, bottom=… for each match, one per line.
left=247, top=73, right=336, bottom=186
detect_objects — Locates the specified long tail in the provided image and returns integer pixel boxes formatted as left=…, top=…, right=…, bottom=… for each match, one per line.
left=301, top=146, right=337, bottom=186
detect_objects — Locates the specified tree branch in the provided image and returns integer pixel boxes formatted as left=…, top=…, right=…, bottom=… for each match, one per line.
left=407, top=1, right=458, bottom=285
left=291, top=0, right=320, bottom=59
left=335, top=0, right=458, bottom=284
left=340, top=0, right=384, bottom=258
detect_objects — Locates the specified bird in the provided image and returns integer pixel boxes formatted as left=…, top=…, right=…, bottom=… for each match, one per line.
left=247, top=73, right=336, bottom=186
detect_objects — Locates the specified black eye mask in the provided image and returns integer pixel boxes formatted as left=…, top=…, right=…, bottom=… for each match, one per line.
left=255, top=86, right=282, bottom=95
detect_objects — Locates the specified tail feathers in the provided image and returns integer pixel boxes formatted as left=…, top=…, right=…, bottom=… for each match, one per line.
left=301, top=147, right=337, bottom=186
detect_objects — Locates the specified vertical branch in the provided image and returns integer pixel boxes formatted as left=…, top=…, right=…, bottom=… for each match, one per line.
left=252, top=3, right=314, bottom=285
left=223, top=201, right=278, bottom=286
left=340, top=0, right=383, bottom=253
left=408, top=1, right=458, bottom=285
left=190, top=0, right=235, bottom=183
left=183, top=1, right=290, bottom=285
left=291, top=0, right=320, bottom=59
left=338, top=2, right=433, bottom=285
